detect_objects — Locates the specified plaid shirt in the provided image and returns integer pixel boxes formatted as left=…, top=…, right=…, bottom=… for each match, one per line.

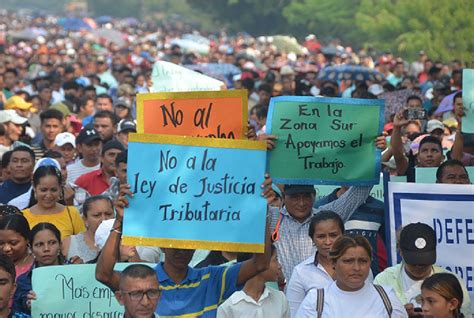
left=270, top=186, right=372, bottom=282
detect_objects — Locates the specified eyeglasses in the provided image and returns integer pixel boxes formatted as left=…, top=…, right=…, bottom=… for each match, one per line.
left=122, top=289, right=161, bottom=301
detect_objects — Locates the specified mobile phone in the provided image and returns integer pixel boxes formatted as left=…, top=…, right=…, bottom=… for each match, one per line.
left=404, top=108, right=426, bottom=120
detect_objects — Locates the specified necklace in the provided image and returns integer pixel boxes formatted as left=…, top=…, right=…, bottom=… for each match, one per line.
left=16, top=253, right=32, bottom=266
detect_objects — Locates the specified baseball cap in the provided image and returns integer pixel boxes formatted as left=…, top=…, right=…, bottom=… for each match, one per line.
left=101, top=139, right=125, bottom=155
left=0, top=110, right=28, bottom=125
left=76, top=127, right=101, bottom=145
left=113, top=97, right=131, bottom=109
left=280, top=65, right=295, bottom=76
left=5, top=96, right=33, bottom=110
left=284, top=184, right=316, bottom=196
left=50, top=102, right=72, bottom=116
left=54, top=132, right=76, bottom=148
left=117, top=119, right=137, bottom=133
left=426, top=119, right=445, bottom=133
left=400, top=223, right=436, bottom=265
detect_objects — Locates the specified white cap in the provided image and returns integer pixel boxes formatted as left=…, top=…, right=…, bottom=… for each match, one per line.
left=0, top=110, right=28, bottom=125
left=368, top=84, right=384, bottom=96
left=95, top=219, right=115, bottom=250
left=426, top=119, right=445, bottom=133
left=280, top=65, right=295, bottom=76
left=54, top=132, right=76, bottom=148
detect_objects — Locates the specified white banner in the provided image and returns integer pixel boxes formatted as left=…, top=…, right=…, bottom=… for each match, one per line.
left=387, top=182, right=474, bottom=313
left=151, top=61, right=225, bottom=93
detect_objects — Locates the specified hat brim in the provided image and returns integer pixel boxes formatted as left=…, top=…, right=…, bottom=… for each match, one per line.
left=81, top=136, right=102, bottom=145
left=402, top=249, right=436, bottom=265
left=11, top=117, right=28, bottom=125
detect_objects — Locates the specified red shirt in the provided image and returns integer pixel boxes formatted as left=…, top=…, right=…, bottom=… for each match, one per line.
left=75, top=169, right=109, bottom=196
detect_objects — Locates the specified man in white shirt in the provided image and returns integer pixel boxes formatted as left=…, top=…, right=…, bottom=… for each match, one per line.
left=67, top=126, right=102, bottom=184
left=374, top=223, right=472, bottom=318
left=217, top=245, right=290, bottom=318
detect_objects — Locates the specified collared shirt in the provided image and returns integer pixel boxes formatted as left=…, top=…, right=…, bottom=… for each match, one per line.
left=75, top=168, right=109, bottom=196
left=217, top=286, right=290, bottom=318
left=374, top=263, right=472, bottom=317
left=270, top=186, right=371, bottom=282
left=286, top=254, right=333, bottom=317
left=155, top=262, right=242, bottom=318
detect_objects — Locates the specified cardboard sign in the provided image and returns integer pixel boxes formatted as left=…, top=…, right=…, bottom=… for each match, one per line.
left=266, top=96, right=384, bottom=185
left=123, top=134, right=267, bottom=253
left=151, top=61, right=224, bottom=93
left=136, top=90, right=248, bottom=139
left=462, top=69, right=474, bottom=133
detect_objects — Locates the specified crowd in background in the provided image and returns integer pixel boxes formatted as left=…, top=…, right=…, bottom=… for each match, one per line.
left=0, top=9, right=473, bottom=318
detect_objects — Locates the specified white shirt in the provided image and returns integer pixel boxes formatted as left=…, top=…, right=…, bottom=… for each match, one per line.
left=296, top=281, right=408, bottom=318
left=286, top=255, right=333, bottom=318
left=66, top=160, right=100, bottom=184
left=217, top=286, right=290, bottom=318
left=401, top=266, right=433, bottom=308
left=287, top=254, right=375, bottom=318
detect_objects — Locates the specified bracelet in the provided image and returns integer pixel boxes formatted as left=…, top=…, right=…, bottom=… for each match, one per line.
left=110, top=226, right=122, bottom=234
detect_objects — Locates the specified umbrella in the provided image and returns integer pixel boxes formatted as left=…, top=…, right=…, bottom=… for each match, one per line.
left=170, top=38, right=210, bottom=55
left=58, top=18, right=92, bottom=31
left=318, top=65, right=385, bottom=82
left=182, top=33, right=210, bottom=46
left=123, top=17, right=139, bottom=26
left=8, top=29, right=37, bottom=40
left=271, top=35, right=305, bottom=54
left=378, top=89, right=425, bottom=121
left=95, top=16, right=113, bottom=24
left=92, top=28, right=126, bottom=47
left=184, top=63, right=241, bottom=88
left=434, top=91, right=460, bottom=114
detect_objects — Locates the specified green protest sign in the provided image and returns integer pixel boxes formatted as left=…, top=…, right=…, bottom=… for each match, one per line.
left=462, top=69, right=474, bottom=133
left=31, top=263, right=154, bottom=317
left=266, top=96, right=384, bottom=185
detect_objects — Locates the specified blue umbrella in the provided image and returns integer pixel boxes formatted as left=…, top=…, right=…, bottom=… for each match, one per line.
left=95, top=16, right=113, bottom=24
left=317, top=65, right=385, bottom=82
left=58, top=18, right=92, bottom=31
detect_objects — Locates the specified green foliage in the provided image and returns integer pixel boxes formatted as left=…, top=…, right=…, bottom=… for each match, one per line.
left=355, top=0, right=474, bottom=61
left=185, top=0, right=292, bottom=35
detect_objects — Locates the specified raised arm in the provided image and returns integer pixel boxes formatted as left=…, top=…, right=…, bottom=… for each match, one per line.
left=237, top=209, right=271, bottom=285
left=391, top=111, right=410, bottom=175
left=451, top=106, right=465, bottom=161
left=95, top=184, right=131, bottom=291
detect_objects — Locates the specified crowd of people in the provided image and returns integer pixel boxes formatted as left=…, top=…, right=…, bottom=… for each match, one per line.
left=0, top=8, right=473, bottom=318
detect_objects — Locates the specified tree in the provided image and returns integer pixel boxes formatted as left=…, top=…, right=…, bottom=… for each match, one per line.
left=283, top=0, right=361, bottom=43
left=185, top=0, right=292, bottom=35
left=355, top=0, right=474, bottom=61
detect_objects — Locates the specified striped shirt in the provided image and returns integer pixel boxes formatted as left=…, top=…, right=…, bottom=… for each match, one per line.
left=270, top=186, right=371, bottom=282
left=66, top=159, right=100, bottom=184
left=155, top=262, right=242, bottom=318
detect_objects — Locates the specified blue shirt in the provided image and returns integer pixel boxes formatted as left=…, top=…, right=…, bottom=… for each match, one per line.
left=0, top=180, right=31, bottom=204
left=155, top=262, right=242, bottom=318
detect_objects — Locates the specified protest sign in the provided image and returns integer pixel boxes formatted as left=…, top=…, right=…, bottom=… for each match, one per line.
left=122, top=134, right=267, bottom=253
left=266, top=96, right=384, bottom=185
left=386, top=182, right=474, bottom=312
left=31, top=263, right=152, bottom=317
left=151, top=61, right=225, bottom=92
left=136, top=90, right=248, bottom=139
left=416, top=166, right=474, bottom=184
left=315, top=173, right=385, bottom=202
left=462, top=69, right=474, bottom=133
